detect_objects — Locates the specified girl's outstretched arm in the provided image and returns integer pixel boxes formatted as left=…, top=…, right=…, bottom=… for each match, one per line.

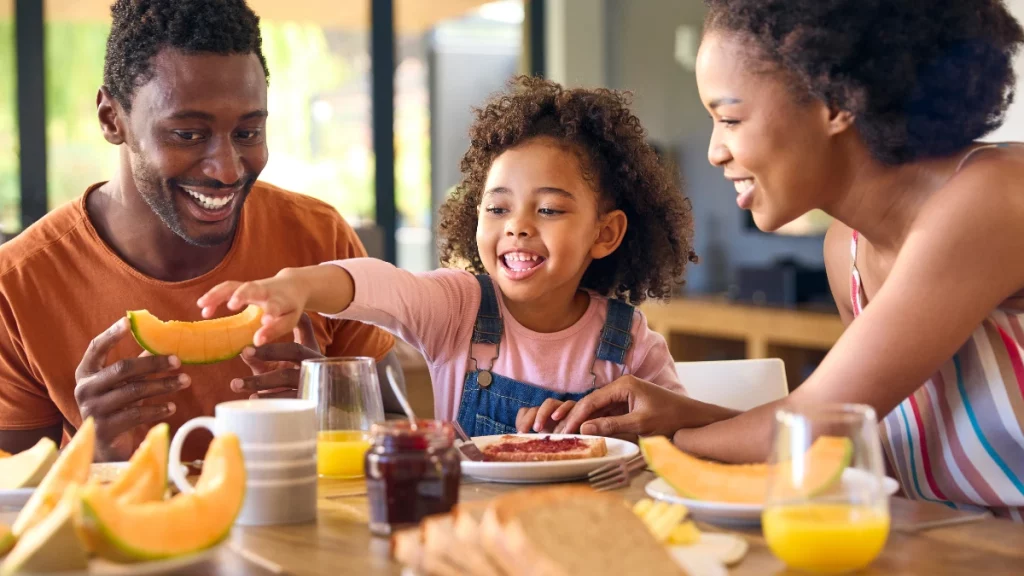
left=197, top=265, right=355, bottom=346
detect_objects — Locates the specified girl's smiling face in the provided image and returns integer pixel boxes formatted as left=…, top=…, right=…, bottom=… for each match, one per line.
left=476, top=137, right=626, bottom=306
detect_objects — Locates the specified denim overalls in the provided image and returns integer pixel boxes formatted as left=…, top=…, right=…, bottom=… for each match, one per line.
left=455, top=275, right=636, bottom=436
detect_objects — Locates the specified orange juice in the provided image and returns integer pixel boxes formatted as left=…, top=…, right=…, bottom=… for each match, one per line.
left=317, top=430, right=372, bottom=478
left=763, top=504, right=889, bottom=574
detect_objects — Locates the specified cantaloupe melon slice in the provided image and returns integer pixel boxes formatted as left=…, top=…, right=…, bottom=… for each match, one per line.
left=80, top=433, right=246, bottom=562
left=640, top=435, right=851, bottom=505
left=0, top=525, right=13, bottom=557
left=127, top=305, right=262, bottom=364
left=0, top=437, right=58, bottom=490
left=12, top=418, right=95, bottom=537
left=0, top=486, right=88, bottom=576
left=107, top=423, right=169, bottom=504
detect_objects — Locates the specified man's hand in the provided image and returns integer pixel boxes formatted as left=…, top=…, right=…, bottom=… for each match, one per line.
left=230, top=313, right=322, bottom=399
left=75, top=318, right=188, bottom=461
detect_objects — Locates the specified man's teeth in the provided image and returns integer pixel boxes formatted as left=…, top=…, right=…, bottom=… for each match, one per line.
left=185, top=188, right=234, bottom=210
left=734, top=179, right=755, bottom=194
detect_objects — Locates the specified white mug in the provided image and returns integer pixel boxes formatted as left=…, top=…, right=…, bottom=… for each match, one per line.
left=169, top=399, right=318, bottom=526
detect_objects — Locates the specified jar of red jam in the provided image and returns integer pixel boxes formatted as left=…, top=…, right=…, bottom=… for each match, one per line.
left=365, top=419, right=461, bottom=536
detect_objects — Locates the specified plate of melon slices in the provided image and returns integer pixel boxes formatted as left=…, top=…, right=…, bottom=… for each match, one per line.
left=640, top=435, right=901, bottom=526
left=0, top=446, right=185, bottom=510
left=1, top=419, right=247, bottom=576
left=645, top=471, right=901, bottom=525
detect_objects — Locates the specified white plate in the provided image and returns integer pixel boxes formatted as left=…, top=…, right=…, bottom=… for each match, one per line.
left=459, top=434, right=640, bottom=484
left=0, top=507, right=221, bottom=576
left=0, top=488, right=34, bottom=509
left=669, top=548, right=729, bottom=576
left=0, top=462, right=187, bottom=511
left=645, top=469, right=901, bottom=526
left=10, top=545, right=221, bottom=575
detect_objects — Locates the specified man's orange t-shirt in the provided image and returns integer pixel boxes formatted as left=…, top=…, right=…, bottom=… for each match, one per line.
left=0, top=181, right=395, bottom=459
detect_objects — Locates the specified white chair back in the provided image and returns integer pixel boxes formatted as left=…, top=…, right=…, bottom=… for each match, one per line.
left=675, top=358, right=789, bottom=411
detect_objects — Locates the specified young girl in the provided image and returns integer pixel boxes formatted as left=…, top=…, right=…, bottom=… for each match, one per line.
left=555, top=0, right=1024, bottom=520
left=197, top=76, right=698, bottom=436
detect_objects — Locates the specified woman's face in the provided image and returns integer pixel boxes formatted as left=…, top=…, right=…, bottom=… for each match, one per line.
left=696, top=31, right=851, bottom=231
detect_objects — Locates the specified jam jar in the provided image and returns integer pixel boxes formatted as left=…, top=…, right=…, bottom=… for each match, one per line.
left=365, top=419, right=461, bottom=535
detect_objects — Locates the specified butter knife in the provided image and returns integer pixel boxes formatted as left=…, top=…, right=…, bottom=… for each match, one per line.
left=451, top=421, right=486, bottom=461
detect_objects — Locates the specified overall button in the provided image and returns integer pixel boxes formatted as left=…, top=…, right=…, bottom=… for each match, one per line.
left=478, top=371, right=493, bottom=388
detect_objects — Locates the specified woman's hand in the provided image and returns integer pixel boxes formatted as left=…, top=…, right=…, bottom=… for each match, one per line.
left=554, top=376, right=738, bottom=438
left=516, top=399, right=577, bottom=433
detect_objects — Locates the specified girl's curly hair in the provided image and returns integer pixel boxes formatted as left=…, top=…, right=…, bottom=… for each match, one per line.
left=437, top=76, right=698, bottom=304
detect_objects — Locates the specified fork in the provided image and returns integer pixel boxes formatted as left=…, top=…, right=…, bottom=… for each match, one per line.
left=451, top=421, right=486, bottom=461
left=588, top=453, right=647, bottom=491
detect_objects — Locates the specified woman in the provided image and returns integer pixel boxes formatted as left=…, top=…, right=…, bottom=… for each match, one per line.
left=558, top=0, right=1024, bottom=519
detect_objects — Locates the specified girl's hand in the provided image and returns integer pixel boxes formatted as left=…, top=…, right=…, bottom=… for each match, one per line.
left=197, top=269, right=311, bottom=346
left=516, top=399, right=577, bottom=433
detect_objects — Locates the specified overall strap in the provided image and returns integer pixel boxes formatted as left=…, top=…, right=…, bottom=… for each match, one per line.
left=469, top=275, right=503, bottom=373
left=472, top=275, right=503, bottom=345
left=594, top=298, right=635, bottom=365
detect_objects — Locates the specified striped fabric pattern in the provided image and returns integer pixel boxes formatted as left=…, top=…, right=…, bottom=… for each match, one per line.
left=851, top=229, right=1024, bottom=522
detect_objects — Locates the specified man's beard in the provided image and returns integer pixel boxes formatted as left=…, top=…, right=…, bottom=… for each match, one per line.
left=132, top=156, right=254, bottom=247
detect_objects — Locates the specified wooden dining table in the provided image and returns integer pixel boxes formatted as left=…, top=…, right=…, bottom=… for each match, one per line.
left=185, top=471, right=1024, bottom=576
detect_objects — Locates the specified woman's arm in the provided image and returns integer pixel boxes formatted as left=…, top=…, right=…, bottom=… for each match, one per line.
left=676, top=157, right=1024, bottom=462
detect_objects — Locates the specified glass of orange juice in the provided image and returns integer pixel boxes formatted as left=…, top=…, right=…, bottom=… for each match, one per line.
left=762, top=404, right=890, bottom=574
left=299, top=357, right=385, bottom=479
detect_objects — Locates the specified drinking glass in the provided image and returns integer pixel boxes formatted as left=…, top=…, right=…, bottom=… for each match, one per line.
left=762, top=404, right=890, bottom=574
left=300, top=357, right=385, bottom=478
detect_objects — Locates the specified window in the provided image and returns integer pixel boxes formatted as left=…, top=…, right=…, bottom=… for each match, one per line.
left=396, top=0, right=524, bottom=271
left=0, top=0, right=18, bottom=234
left=255, top=3, right=375, bottom=226
left=44, top=7, right=115, bottom=211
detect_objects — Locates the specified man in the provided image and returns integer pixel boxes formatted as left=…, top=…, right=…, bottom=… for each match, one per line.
left=0, top=0, right=405, bottom=461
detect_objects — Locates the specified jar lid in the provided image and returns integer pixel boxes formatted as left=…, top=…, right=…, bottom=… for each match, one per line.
left=369, top=419, right=455, bottom=449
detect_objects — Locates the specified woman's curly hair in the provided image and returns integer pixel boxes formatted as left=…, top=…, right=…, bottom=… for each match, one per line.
left=705, top=0, right=1024, bottom=165
left=437, top=76, right=698, bottom=304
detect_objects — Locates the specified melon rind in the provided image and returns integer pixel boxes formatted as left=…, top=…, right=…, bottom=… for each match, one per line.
left=0, top=437, right=58, bottom=490
left=107, top=423, right=169, bottom=504
left=0, top=525, right=13, bottom=557
left=640, top=435, right=852, bottom=504
left=80, top=434, right=246, bottom=562
left=127, top=305, right=262, bottom=365
left=12, top=418, right=95, bottom=537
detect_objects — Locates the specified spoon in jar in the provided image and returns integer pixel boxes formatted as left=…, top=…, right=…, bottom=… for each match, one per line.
left=385, top=365, right=417, bottom=430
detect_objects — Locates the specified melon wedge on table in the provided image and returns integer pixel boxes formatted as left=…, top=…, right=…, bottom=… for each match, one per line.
left=0, top=437, right=58, bottom=490
left=12, top=418, right=95, bottom=537
left=80, top=433, right=246, bottom=562
left=640, top=435, right=851, bottom=505
left=106, top=423, right=170, bottom=504
left=0, top=525, right=13, bottom=557
left=0, top=486, right=88, bottom=576
left=127, top=305, right=263, bottom=364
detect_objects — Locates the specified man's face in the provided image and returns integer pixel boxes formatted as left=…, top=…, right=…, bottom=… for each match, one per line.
left=123, top=48, right=269, bottom=247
